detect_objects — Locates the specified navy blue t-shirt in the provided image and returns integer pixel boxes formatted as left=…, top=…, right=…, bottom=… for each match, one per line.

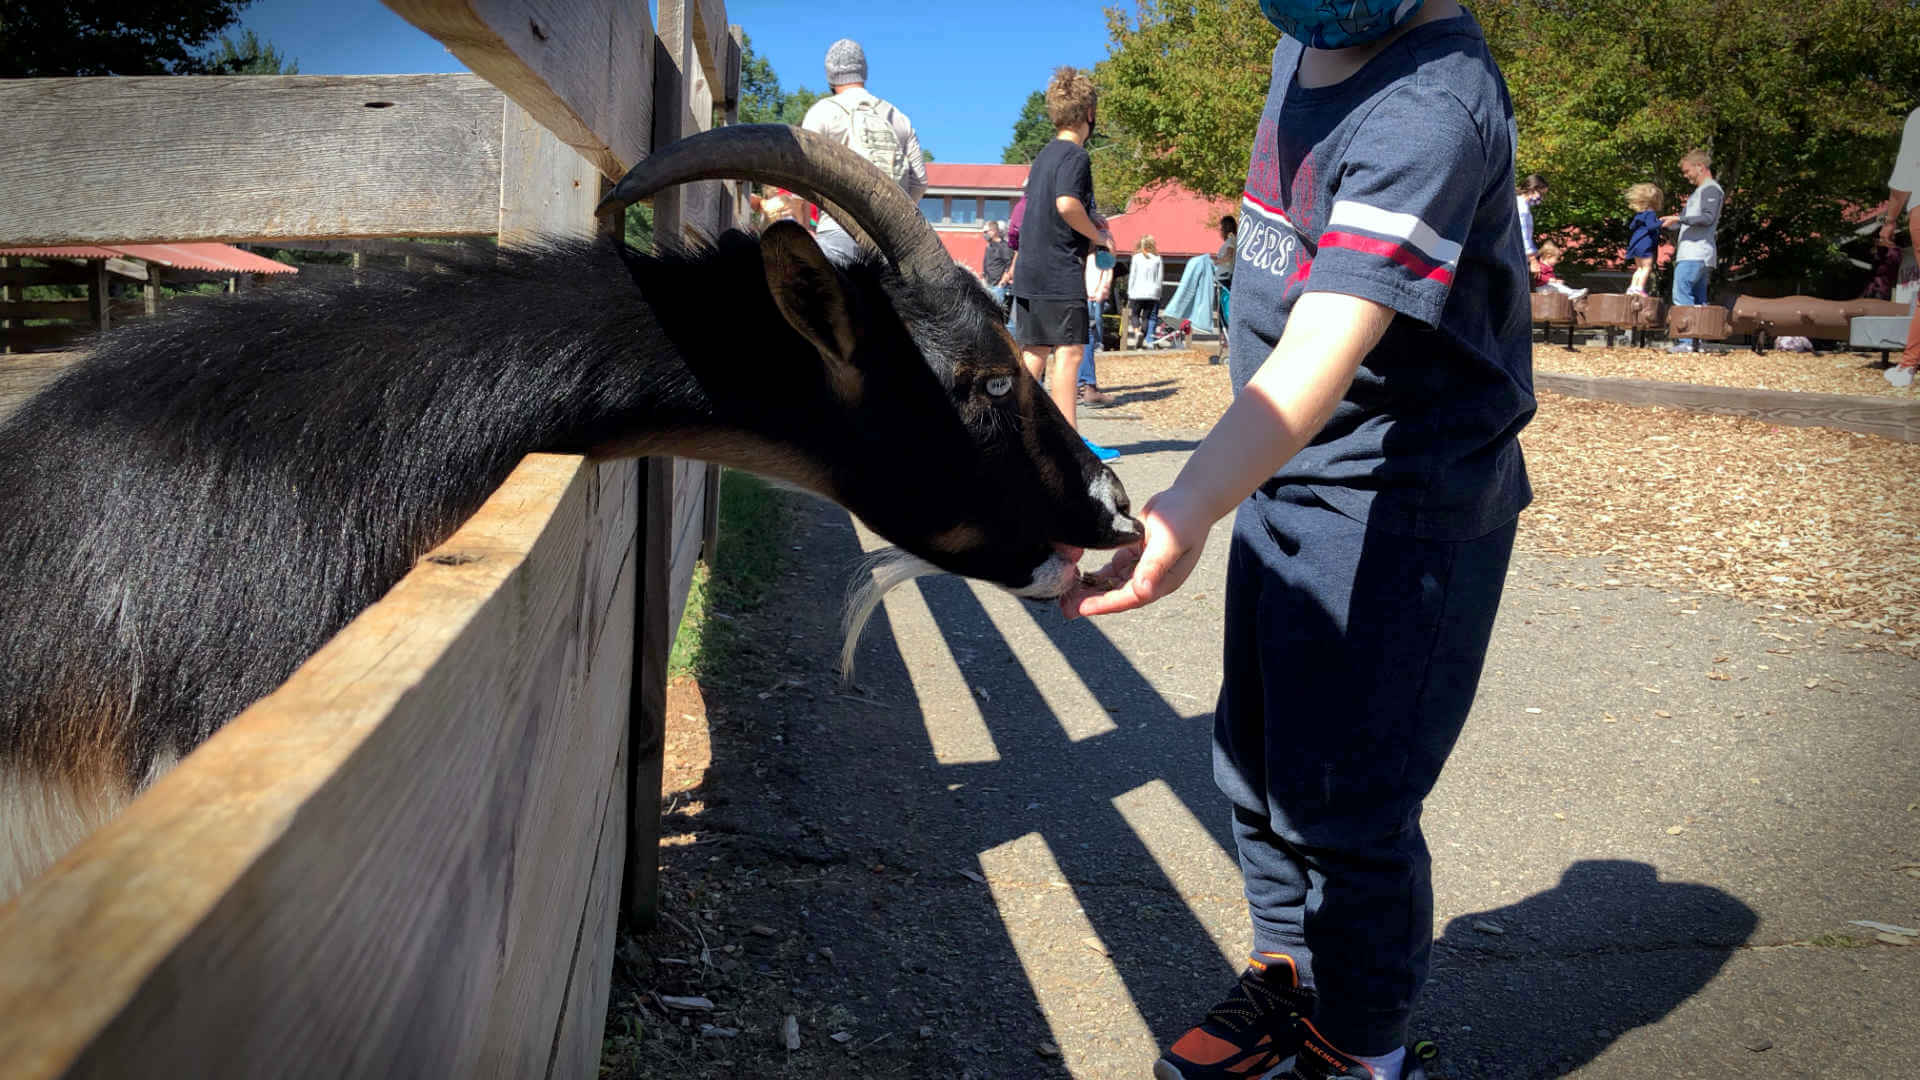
left=1228, top=12, right=1535, bottom=541
left=1626, top=209, right=1661, bottom=259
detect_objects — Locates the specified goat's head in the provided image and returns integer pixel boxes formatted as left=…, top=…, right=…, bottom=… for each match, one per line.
left=600, top=126, right=1138, bottom=609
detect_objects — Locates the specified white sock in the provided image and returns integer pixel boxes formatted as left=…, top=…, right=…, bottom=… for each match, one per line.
left=1353, top=1046, right=1406, bottom=1080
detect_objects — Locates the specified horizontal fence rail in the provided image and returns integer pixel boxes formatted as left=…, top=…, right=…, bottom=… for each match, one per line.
left=0, top=455, right=636, bottom=1078
left=0, top=75, right=505, bottom=244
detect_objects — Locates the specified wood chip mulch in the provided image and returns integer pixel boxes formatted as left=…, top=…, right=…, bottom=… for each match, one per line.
left=1524, top=392, right=1920, bottom=656
left=1087, top=348, right=1920, bottom=657
left=1537, top=343, right=1916, bottom=399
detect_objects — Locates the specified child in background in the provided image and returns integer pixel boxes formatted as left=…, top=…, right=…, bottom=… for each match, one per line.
left=1066, top=1, right=1536, bottom=1077
left=1625, top=183, right=1663, bottom=295
left=1011, top=66, right=1120, bottom=461
left=1127, top=234, right=1165, bottom=348
left=1516, top=173, right=1549, bottom=276
left=1532, top=241, right=1588, bottom=300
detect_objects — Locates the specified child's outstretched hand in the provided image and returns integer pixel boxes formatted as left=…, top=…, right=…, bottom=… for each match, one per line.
left=1061, top=487, right=1212, bottom=619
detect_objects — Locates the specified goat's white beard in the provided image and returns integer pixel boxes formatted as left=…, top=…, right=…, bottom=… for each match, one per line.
left=840, top=547, right=942, bottom=683
left=838, top=548, right=1081, bottom=683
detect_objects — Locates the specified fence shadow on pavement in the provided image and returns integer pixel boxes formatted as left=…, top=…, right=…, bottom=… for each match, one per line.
left=635, top=491, right=1761, bottom=1078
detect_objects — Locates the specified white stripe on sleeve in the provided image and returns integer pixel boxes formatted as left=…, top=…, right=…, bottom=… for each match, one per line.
left=1327, top=199, right=1463, bottom=268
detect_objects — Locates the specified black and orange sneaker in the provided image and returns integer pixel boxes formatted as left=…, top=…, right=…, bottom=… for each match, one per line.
left=1276, top=1018, right=1433, bottom=1080
left=1153, top=954, right=1313, bottom=1080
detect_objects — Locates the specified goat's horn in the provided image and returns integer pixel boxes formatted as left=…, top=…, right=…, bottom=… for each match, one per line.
left=597, top=125, right=951, bottom=280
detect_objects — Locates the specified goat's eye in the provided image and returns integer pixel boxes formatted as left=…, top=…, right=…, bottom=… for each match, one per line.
left=984, top=375, right=1013, bottom=398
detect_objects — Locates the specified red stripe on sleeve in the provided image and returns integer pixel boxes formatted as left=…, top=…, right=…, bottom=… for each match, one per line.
left=1318, top=231, right=1455, bottom=287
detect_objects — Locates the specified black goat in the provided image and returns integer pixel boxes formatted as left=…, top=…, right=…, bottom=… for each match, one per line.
left=0, top=126, right=1136, bottom=898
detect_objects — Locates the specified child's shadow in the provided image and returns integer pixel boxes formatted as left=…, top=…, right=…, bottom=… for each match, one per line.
left=1418, top=859, right=1758, bottom=1078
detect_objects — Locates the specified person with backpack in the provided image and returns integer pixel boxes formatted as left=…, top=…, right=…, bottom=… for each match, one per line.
left=800, top=39, right=928, bottom=265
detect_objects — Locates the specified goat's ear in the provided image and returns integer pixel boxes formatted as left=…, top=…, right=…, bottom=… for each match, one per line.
left=761, top=220, right=861, bottom=400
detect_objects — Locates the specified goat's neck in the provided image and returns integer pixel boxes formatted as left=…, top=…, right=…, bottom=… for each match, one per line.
left=569, top=242, right=852, bottom=497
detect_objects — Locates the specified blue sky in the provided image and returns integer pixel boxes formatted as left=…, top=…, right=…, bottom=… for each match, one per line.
left=235, top=0, right=1115, bottom=164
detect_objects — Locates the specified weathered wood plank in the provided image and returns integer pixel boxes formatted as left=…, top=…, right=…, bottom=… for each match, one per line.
left=473, top=458, right=635, bottom=1078
left=1537, top=371, right=1920, bottom=443
left=649, top=0, right=697, bottom=246
left=0, top=351, right=85, bottom=419
left=0, top=75, right=505, bottom=245
left=546, top=641, right=630, bottom=1080
left=382, top=0, right=653, bottom=180
left=723, top=24, right=744, bottom=117
left=701, top=464, right=722, bottom=561
left=625, top=456, right=676, bottom=926
left=101, top=258, right=148, bottom=282
left=0, top=324, right=91, bottom=352
left=253, top=236, right=492, bottom=264
left=690, top=0, right=729, bottom=93
left=85, top=262, right=109, bottom=333
left=0, top=263, right=95, bottom=287
left=0, top=300, right=92, bottom=321
left=498, top=100, right=604, bottom=246
left=0, top=454, right=636, bottom=1079
left=480, top=87, right=629, bottom=1079
left=669, top=456, right=706, bottom=635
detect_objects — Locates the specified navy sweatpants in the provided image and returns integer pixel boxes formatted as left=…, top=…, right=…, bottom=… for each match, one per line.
left=1214, top=484, right=1516, bottom=1056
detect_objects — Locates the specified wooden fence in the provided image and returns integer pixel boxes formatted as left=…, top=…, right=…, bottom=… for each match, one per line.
left=0, top=0, right=740, bottom=1074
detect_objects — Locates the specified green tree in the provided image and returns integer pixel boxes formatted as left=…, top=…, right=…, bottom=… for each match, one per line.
left=777, top=86, right=822, bottom=127
left=1479, top=0, right=1920, bottom=287
left=1096, top=0, right=1920, bottom=288
left=0, top=0, right=256, bottom=76
left=1002, top=90, right=1054, bottom=164
left=730, top=32, right=822, bottom=126
left=736, top=31, right=786, bottom=123
left=1094, top=0, right=1277, bottom=202
left=205, top=27, right=297, bottom=75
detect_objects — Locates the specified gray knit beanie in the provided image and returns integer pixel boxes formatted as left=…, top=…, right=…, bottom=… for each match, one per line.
left=824, top=39, right=867, bottom=87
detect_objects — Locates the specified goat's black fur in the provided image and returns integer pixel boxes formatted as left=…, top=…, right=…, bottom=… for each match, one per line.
left=0, top=229, right=1130, bottom=792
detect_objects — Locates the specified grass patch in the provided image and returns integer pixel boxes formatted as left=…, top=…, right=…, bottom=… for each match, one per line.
left=667, top=470, right=787, bottom=685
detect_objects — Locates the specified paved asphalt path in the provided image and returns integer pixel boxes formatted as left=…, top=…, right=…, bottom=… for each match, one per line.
left=684, top=411, right=1918, bottom=1079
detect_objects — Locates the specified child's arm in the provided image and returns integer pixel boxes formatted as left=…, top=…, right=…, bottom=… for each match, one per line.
left=1063, top=290, right=1392, bottom=618
left=1055, top=194, right=1113, bottom=248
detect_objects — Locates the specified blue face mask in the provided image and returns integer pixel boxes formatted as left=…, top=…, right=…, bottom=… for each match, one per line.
left=1258, top=0, right=1427, bottom=50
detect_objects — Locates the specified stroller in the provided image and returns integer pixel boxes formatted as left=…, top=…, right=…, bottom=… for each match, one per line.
left=1144, top=317, right=1191, bottom=350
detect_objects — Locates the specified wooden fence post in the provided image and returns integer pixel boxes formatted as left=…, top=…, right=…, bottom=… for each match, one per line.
left=1, top=256, right=13, bottom=354
left=87, top=259, right=110, bottom=337
left=625, top=0, right=696, bottom=931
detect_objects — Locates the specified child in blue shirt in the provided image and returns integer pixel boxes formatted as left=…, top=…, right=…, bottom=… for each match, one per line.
left=1065, top=2, right=1534, bottom=1078
left=1625, top=183, right=1664, bottom=295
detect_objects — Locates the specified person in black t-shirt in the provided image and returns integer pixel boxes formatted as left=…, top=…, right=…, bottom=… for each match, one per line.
left=1011, top=66, right=1119, bottom=461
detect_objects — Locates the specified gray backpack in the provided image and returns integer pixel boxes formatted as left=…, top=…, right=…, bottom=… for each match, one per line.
left=829, top=95, right=907, bottom=186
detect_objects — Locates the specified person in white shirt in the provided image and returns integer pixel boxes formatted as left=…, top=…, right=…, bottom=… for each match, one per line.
left=799, top=39, right=928, bottom=265
left=1516, top=173, right=1548, bottom=277
left=1879, top=105, right=1920, bottom=381
left=1126, top=235, right=1165, bottom=347
left=1079, top=247, right=1115, bottom=407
